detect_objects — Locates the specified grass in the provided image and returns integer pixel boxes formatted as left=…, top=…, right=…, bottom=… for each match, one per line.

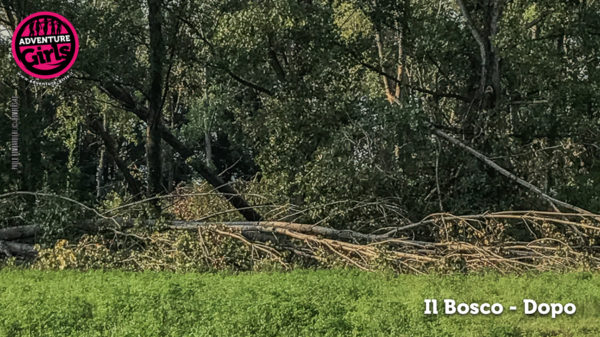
left=0, top=269, right=599, bottom=336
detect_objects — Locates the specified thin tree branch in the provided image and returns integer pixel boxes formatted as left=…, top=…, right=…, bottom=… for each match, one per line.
left=431, top=127, right=595, bottom=215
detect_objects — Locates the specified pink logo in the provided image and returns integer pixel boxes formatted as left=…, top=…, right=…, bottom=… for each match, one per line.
left=11, top=12, right=79, bottom=79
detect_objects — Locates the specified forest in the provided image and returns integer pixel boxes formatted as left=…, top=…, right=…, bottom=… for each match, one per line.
left=0, top=0, right=600, bottom=273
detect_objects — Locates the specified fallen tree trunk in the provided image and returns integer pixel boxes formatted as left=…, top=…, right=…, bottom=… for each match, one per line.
left=0, top=240, right=36, bottom=257
left=93, top=210, right=600, bottom=243
left=89, top=218, right=394, bottom=242
left=91, top=218, right=395, bottom=242
left=167, top=220, right=393, bottom=242
left=0, top=225, right=39, bottom=241
left=2, top=210, right=600, bottom=271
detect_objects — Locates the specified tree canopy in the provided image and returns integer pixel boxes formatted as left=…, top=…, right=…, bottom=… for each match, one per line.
left=1, top=0, right=600, bottom=231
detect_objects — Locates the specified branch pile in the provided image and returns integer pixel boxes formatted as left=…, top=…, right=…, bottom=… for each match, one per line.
left=3, top=210, right=597, bottom=273
left=161, top=211, right=600, bottom=273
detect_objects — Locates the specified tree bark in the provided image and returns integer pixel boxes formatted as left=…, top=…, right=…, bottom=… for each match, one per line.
left=0, top=225, right=39, bottom=241
left=374, top=28, right=395, bottom=103
left=0, top=240, right=36, bottom=257
left=146, top=0, right=165, bottom=196
left=393, top=19, right=407, bottom=101
left=97, top=219, right=394, bottom=242
left=204, top=131, right=213, bottom=167
left=202, top=67, right=214, bottom=169
left=165, top=90, right=180, bottom=192
left=96, top=115, right=108, bottom=199
left=456, top=0, right=503, bottom=108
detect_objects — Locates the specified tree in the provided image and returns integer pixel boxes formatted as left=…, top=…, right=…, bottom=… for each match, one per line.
left=146, top=0, right=165, bottom=197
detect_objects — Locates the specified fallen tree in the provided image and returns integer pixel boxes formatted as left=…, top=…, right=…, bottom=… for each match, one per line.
left=29, top=212, right=600, bottom=273
left=2, top=191, right=600, bottom=272
left=2, top=208, right=600, bottom=273
left=0, top=241, right=36, bottom=257
left=0, top=225, right=39, bottom=241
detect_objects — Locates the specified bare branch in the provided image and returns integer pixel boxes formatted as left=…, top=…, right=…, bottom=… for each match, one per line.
left=431, top=127, right=596, bottom=215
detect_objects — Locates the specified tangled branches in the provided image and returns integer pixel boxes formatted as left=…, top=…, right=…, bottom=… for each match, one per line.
left=2, top=191, right=600, bottom=273
left=27, top=211, right=600, bottom=273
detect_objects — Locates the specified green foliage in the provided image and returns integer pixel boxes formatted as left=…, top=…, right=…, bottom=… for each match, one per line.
left=33, top=229, right=287, bottom=273
left=0, top=192, right=87, bottom=244
left=0, top=269, right=598, bottom=336
left=1, top=0, right=600, bottom=236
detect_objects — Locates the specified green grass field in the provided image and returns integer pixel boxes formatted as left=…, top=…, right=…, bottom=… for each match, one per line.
left=0, top=269, right=599, bottom=336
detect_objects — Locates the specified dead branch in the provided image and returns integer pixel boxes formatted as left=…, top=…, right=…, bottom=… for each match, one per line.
left=167, top=220, right=393, bottom=241
left=431, top=128, right=596, bottom=215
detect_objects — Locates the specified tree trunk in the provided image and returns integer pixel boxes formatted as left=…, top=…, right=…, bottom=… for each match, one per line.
left=88, top=118, right=143, bottom=197
left=204, top=131, right=213, bottom=168
left=99, top=83, right=263, bottom=221
left=0, top=241, right=36, bottom=257
left=146, top=0, right=165, bottom=197
left=96, top=115, right=108, bottom=199
left=165, top=90, right=180, bottom=192
left=393, top=19, right=407, bottom=101
left=374, top=28, right=395, bottom=103
left=456, top=0, right=503, bottom=109
left=202, top=66, right=214, bottom=169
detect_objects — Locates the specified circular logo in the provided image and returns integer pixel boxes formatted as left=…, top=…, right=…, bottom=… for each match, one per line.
left=11, top=12, right=79, bottom=79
